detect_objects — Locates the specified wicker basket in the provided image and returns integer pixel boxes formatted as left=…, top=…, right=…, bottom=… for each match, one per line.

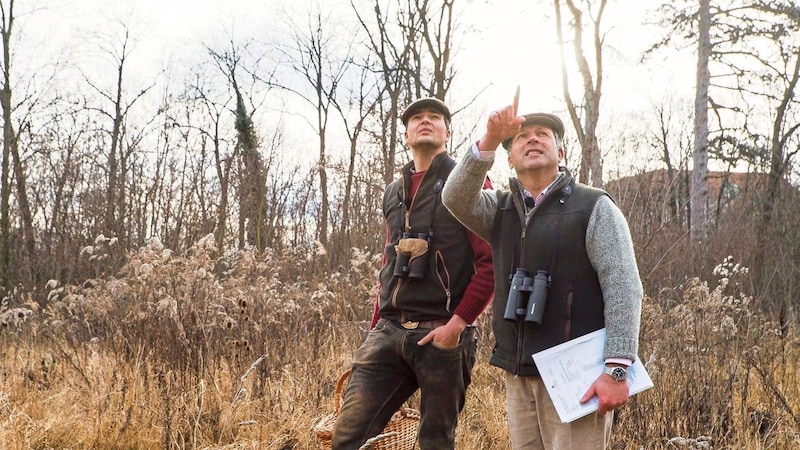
left=313, top=369, right=420, bottom=449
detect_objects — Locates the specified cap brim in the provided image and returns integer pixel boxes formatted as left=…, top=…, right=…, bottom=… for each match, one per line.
left=502, top=113, right=564, bottom=149
left=401, top=98, right=451, bottom=125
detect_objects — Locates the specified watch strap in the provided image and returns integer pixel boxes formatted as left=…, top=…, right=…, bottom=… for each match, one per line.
left=603, top=365, right=628, bottom=382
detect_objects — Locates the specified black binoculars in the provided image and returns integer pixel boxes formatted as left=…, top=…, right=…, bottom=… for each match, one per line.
left=503, top=268, right=549, bottom=324
left=393, top=232, right=429, bottom=279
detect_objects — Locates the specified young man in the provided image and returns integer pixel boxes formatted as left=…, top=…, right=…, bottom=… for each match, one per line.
left=442, top=94, right=643, bottom=449
left=332, top=98, right=494, bottom=450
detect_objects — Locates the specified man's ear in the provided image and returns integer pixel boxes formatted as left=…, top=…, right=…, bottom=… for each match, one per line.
left=558, top=147, right=565, bottom=162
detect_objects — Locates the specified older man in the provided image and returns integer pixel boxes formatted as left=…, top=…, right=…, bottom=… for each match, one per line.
left=442, top=93, right=643, bottom=449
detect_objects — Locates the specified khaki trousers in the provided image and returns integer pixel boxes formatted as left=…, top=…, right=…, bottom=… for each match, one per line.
left=505, top=372, right=613, bottom=449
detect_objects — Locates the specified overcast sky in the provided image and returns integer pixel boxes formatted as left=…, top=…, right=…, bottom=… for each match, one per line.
left=18, top=0, right=697, bottom=172
left=26, top=0, right=693, bottom=109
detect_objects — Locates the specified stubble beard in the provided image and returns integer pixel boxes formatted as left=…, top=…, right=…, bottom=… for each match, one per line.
left=412, top=136, right=444, bottom=154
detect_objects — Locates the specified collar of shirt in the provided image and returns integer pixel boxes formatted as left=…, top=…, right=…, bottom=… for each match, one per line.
left=522, top=172, right=565, bottom=214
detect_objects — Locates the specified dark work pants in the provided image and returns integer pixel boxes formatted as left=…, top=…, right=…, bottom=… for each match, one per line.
left=331, top=318, right=478, bottom=450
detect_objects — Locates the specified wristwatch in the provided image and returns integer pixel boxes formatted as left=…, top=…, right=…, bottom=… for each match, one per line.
left=603, top=365, right=628, bottom=382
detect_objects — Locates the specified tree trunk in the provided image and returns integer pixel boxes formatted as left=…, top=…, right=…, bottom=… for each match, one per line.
left=106, top=63, right=124, bottom=243
left=214, top=135, right=230, bottom=254
left=11, top=135, right=35, bottom=283
left=0, top=0, right=14, bottom=289
left=690, top=0, right=711, bottom=243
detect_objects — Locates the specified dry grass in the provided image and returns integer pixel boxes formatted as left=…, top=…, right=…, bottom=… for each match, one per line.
left=1, top=237, right=799, bottom=449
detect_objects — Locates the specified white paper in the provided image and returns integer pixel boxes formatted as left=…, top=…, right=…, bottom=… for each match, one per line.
left=531, top=328, right=654, bottom=423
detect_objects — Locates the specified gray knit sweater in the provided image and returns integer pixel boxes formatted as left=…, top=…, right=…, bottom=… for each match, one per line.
left=442, top=146, right=643, bottom=361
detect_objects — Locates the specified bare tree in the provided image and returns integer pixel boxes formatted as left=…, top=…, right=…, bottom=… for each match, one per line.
left=741, top=2, right=800, bottom=237
left=648, top=0, right=800, bottom=314
left=407, top=0, right=457, bottom=100
left=81, top=20, right=155, bottom=248
left=0, top=0, right=48, bottom=286
left=207, top=40, right=270, bottom=251
left=33, top=103, right=88, bottom=285
left=258, top=125, right=302, bottom=250
left=351, top=0, right=409, bottom=184
left=553, top=0, right=606, bottom=187
left=691, top=0, right=711, bottom=242
left=648, top=99, right=694, bottom=227
left=353, top=0, right=462, bottom=183
left=183, top=69, right=236, bottom=253
left=329, top=61, right=381, bottom=253
left=650, top=1, right=800, bottom=236
left=155, top=91, right=218, bottom=250
left=0, top=0, right=22, bottom=288
left=273, top=4, right=356, bottom=249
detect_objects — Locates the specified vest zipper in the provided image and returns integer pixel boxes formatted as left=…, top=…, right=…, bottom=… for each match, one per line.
left=404, top=169, right=431, bottom=231
left=514, top=320, right=524, bottom=376
left=564, top=291, right=573, bottom=341
left=395, top=168, right=430, bottom=319
left=391, top=278, right=403, bottom=310
left=512, top=182, right=529, bottom=376
left=435, top=250, right=452, bottom=311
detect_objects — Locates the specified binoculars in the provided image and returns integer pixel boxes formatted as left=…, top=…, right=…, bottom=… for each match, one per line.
left=503, top=268, right=549, bottom=324
left=393, top=232, right=429, bottom=279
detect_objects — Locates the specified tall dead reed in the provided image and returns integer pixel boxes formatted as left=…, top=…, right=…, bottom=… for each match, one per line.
left=1, top=237, right=798, bottom=449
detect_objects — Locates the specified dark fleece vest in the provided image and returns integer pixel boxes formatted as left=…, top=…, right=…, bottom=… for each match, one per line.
left=378, top=153, right=475, bottom=323
left=489, top=171, right=608, bottom=376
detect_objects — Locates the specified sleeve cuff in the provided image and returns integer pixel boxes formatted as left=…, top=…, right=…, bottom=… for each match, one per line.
left=604, top=357, right=633, bottom=367
left=470, top=141, right=496, bottom=161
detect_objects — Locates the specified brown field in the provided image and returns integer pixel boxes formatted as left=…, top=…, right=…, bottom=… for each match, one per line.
left=1, top=239, right=798, bottom=449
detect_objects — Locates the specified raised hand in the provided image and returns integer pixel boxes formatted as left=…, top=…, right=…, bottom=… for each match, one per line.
left=479, top=85, right=525, bottom=152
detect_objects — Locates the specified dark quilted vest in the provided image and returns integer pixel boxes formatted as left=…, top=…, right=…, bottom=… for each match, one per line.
left=489, top=172, right=608, bottom=376
left=378, top=152, right=475, bottom=322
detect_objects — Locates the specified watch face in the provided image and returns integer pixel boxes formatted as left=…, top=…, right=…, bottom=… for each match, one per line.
left=611, top=367, right=626, bottom=381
